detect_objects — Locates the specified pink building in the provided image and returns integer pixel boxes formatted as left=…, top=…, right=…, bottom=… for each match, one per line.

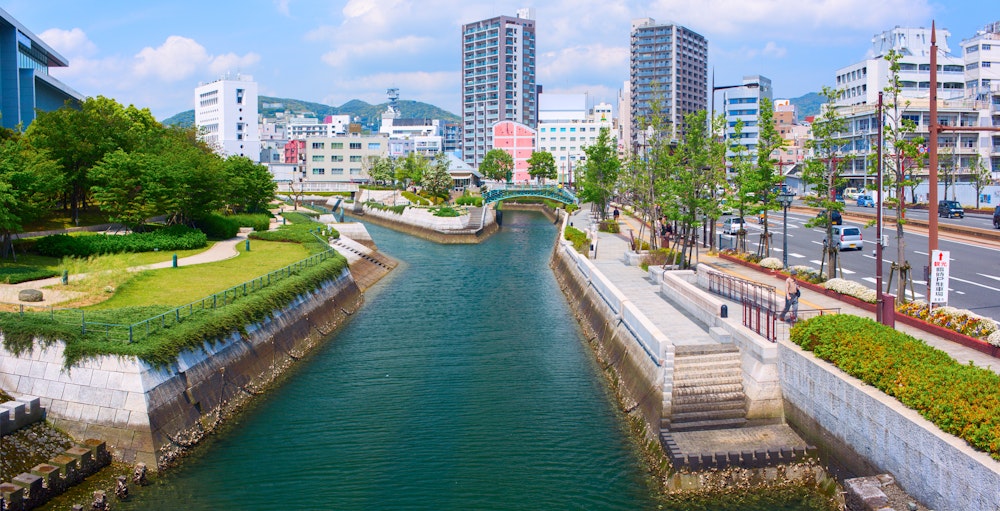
left=491, top=121, right=536, bottom=183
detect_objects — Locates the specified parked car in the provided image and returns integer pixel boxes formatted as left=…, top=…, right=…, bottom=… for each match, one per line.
left=815, top=209, right=843, bottom=226
left=843, top=187, right=861, bottom=200
left=938, top=200, right=964, bottom=218
left=994, top=205, right=1000, bottom=229
left=828, top=225, right=863, bottom=251
left=721, top=217, right=746, bottom=234
left=856, top=195, right=875, bottom=207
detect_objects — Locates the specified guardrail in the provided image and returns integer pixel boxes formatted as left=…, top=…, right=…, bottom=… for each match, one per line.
left=10, top=232, right=339, bottom=344
left=704, top=266, right=778, bottom=312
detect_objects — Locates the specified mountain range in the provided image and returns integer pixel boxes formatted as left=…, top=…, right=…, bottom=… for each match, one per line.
left=161, top=92, right=824, bottom=129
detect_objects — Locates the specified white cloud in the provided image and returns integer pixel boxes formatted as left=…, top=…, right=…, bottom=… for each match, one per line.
left=39, top=28, right=98, bottom=60
left=539, top=45, right=629, bottom=91
left=319, top=35, right=433, bottom=68
left=133, top=36, right=210, bottom=81
left=323, top=70, right=460, bottom=112
left=274, top=0, right=292, bottom=17
left=761, top=42, right=787, bottom=58
left=209, top=52, right=262, bottom=76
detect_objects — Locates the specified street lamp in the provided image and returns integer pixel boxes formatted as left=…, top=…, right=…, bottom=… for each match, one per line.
left=778, top=191, right=795, bottom=269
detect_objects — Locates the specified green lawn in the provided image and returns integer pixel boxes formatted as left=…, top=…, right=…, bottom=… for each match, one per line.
left=6, top=245, right=214, bottom=273
left=88, top=240, right=310, bottom=309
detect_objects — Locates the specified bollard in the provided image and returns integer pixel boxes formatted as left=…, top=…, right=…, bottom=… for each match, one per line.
left=720, top=304, right=728, bottom=318
left=282, top=217, right=286, bottom=225
left=62, top=269, right=68, bottom=285
left=172, top=254, right=178, bottom=268
left=245, top=239, right=250, bottom=251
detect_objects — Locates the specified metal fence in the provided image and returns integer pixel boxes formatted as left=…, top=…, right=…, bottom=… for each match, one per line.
left=10, top=232, right=339, bottom=344
left=705, top=267, right=778, bottom=311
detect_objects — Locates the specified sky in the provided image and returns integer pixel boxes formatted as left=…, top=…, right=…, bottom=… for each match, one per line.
left=3, top=0, right=993, bottom=122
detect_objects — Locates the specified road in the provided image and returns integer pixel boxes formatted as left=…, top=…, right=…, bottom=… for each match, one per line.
left=721, top=204, right=1000, bottom=322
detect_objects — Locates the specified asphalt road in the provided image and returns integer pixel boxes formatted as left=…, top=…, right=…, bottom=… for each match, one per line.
left=722, top=204, right=1000, bottom=322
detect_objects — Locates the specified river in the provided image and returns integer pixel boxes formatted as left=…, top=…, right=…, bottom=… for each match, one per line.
left=119, top=210, right=657, bottom=510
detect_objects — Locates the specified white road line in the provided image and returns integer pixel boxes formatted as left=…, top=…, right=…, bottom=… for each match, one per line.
left=950, top=275, right=1000, bottom=293
left=789, top=253, right=806, bottom=259
left=840, top=268, right=855, bottom=274
left=809, top=260, right=823, bottom=266
left=976, top=273, right=1000, bottom=283
left=915, top=250, right=928, bottom=256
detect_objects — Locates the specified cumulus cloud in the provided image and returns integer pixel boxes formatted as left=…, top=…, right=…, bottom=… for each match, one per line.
left=133, top=36, right=210, bottom=81
left=209, top=52, right=262, bottom=76
left=39, top=28, right=98, bottom=60
left=539, top=45, right=629, bottom=88
left=274, top=0, right=292, bottom=17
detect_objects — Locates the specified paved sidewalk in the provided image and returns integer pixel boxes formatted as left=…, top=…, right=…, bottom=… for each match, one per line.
left=581, top=205, right=1000, bottom=373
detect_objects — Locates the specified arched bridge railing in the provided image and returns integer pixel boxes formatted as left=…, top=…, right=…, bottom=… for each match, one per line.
left=481, top=184, right=579, bottom=205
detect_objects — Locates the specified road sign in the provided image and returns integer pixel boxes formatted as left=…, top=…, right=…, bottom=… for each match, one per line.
left=929, top=250, right=950, bottom=304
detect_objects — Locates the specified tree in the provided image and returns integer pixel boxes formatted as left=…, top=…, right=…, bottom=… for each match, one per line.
left=727, top=120, right=755, bottom=252
left=90, top=150, right=161, bottom=231
left=365, top=155, right=395, bottom=185
left=748, top=97, right=787, bottom=259
left=222, top=156, right=276, bottom=214
left=526, top=151, right=557, bottom=183
left=802, top=86, right=849, bottom=280
left=0, top=136, right=62, bottom=259
left=968, top=154, right=992, bottom=209
left=395, top=152, right=427, bottom=188
left=479, top=149, right=514, bottom=182
left=669, top=110, right=717, bottom=266
left=578, top=128, right=620, bottom=220
left=422, top=153, right=453, bottom=197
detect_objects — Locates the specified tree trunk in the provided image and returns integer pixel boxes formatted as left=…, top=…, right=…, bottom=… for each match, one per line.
left=895, top=182, right=907, bottom=301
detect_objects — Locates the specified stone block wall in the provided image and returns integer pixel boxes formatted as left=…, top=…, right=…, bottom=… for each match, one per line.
left=780, top=340, right=1000, bottom=510
left=0, top=396, right=43, bottom=434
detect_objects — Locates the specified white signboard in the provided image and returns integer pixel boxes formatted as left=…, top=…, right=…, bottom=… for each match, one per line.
left=929, top=250, right=950, bottom=304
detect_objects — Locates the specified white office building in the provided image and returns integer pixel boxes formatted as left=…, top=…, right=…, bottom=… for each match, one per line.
left=194, top=74, right=260, bottom=161
left=536, top=93, right=614, bottom=184
left=962, top=21, right=1000, bottom=98
left=286, top=114, right=351, bottom=139
left=299, top=135, right=389, bottom=184
left=722, top=75, right=773, bottom=159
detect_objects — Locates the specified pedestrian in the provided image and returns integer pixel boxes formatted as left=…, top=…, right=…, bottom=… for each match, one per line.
left=613, top=207, right=620, bottom=222
left=780, top=269, right=800, bottom=322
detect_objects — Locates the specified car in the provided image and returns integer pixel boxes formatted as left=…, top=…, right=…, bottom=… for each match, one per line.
left=815, top=209, right=843, bottom=226
left=856, top=195, right=875, bottom=207
left=828, top=225, right=863, bottom=251
left=994, top=205, right=1000, bottom=229
left=721, top=217, right=746, bottom=234
left=843, top=187, right=861, bottom=200
left=718, top=199, right=734, bottom=215
left=938, top=200, right=964, bottom=218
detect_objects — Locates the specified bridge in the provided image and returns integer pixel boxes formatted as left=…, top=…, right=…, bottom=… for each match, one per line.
left=481, top=183, right=579, bottom=206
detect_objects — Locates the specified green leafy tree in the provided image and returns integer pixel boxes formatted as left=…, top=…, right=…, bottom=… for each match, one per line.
left=0, top=136, right=62, bottom=258
left=395, top=152, right=427, bottom=188
left=480, top=148, right=514, bottom=182
left=669, top=110, right=717, bottom=266
left=365, top=155, right=395, bottom=185
left=578, top=128, right=620, bottom=220
left=527, top=151, right=557, bottom=183
left=222, top=156, right=276, bottom=214
left=90, top=150, right=162, bottom=231
left=802, top=87, right=849, bottom=279
left=749, top=97, right=787, bottom=258
left=422, top=152, right=453, bottom=197
left=968, top=154, right=992, bottom=209
left=726, top=120, right=755, bottom=252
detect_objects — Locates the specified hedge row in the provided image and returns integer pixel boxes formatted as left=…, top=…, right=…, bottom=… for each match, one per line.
left=0, top=266, right=60, bottom=284
left=792, top=314, right=1000, bottom=460
left=455, top=195, right=483, bottom=207
left=34, top=226, right=208, bottom=258
left=564, top=226, right=589, bottom=254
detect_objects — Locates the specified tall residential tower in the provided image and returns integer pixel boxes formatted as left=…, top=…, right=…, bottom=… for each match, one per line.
left=461, top=8, right=537, bottom=169
left=629, top=18, right=708, bottom=147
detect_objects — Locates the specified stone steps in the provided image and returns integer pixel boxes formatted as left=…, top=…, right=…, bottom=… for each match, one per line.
left=666, top=347, right=747, bottom=432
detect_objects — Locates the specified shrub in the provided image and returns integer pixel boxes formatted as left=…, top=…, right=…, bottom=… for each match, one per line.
left=792, top=314, right=1000, bottom=461
left=599, top=219, right=619, bottom=233
left=455, top=195, right=483, bottom=207
left=364, top=201, right=407, bottom=215
left=430, top=206, right=461, bottom=217
left=34, top=226, right=208, bottom=258
left=225, top=213, right=272, bottom=233
left=250, top=212, right=337, bottom=252
left=0, top=265, right=60, bottom=284
left=564, top=225, right=589, bottom=254
left=640, top=248, right=683, bottom=271
left=196, top=214, right=240, bottom=239
left=823, top=278, right=877, bottom=304
left=402, top=191, right=430, bottom=205
left=759, top=257, right=783, bottom=270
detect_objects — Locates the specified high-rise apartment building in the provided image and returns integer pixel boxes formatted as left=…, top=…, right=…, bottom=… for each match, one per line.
left=461, top=8, right=537, bottom=169
left=0, top=8, right=82, bottom=129
left=722, top=75, right=773, bottom=158
left=629, top=18, right=708, bottom=146
left=194, top=73, right=261, bottom=162
left=961, top=21, right=1000, bottom=98
left=537, top=93, right=614, bottom=184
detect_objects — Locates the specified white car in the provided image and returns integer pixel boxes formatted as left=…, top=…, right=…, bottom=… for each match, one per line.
left=721, top=217, right=746, bottom=234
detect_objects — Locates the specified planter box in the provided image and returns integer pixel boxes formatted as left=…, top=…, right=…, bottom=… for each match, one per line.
left=716, top=253, right=999, bottom=358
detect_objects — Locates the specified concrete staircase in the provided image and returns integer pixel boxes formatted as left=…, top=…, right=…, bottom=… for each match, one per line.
left=667, top=345, right=747, bottom=432
left=465, top=207, right=484, bottom=231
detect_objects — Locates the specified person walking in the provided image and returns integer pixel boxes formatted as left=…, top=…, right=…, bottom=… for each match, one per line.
left=780, top=269, right=800, bottom=322
left=612, top=207, right=620, bottom=222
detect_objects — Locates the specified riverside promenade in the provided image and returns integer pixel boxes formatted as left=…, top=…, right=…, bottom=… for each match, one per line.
left=570, top=205, right=999, bottom=374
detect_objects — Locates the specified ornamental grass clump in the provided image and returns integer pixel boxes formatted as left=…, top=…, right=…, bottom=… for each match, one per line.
left=792, top=314, right=1000, bottom=460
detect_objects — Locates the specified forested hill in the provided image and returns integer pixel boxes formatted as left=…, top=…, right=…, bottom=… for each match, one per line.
left=161, top=96, right=460, bottom=129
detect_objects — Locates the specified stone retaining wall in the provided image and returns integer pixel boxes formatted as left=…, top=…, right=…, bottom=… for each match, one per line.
left=346, top=207, right=498, bottom=244
left=780, top=339, right=1000, bottom=511
left=0, top=269, right=363, bottom=470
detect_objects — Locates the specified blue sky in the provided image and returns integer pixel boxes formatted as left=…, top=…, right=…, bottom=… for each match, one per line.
left=4, top=0, right=992, bottom=121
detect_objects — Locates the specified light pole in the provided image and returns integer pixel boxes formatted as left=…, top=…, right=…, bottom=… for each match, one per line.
left=778, top=191, right=794, bottom=269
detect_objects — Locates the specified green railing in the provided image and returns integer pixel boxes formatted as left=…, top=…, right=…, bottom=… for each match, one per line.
left=12, top=232, right=341, bottom=344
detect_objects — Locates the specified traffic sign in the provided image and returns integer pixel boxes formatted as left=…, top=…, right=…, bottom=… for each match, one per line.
left=929, top=250, right=950, bottom=304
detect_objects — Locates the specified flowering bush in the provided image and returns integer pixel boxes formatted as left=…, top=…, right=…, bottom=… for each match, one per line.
left=758, top=257, right=783, bottom=270
left=823, top=278, right=878, bottom=304
left=897, top=300, right=1000, bottom=344
left=789, top=265, right=824, bottom=284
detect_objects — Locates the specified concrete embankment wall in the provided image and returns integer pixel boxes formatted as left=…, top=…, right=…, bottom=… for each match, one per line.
left=550, top=237, right=669, bottom=440
left=0, top=269, right=363, bottom=470
left=347, top=206, right=498, bottom=244
left=780, top=340, right=1000, bottom=511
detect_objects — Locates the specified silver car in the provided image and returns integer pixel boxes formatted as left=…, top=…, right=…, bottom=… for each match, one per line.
left=721, top=217, right=745, bottom=234
left=829, top=225, right=862, bottom=251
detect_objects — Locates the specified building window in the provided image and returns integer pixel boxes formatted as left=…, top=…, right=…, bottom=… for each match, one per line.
left=350, top=168, right=362, bottom=175
left=312, top=168, right=325, bottom=175
left=368, top=143, right=381, bottom=150
left=331, top=155, right=344, bottom=162
left=332, top=143, right=344, bottom=149
left=350, top=142, right=362, bottom=150
left=350, top=155, right=362, bottom=162
left=312, top=142, right=325, bottom=149
left=312, top=155, right=325, bottom=162
left=331, top=168, right=344, bottom=175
